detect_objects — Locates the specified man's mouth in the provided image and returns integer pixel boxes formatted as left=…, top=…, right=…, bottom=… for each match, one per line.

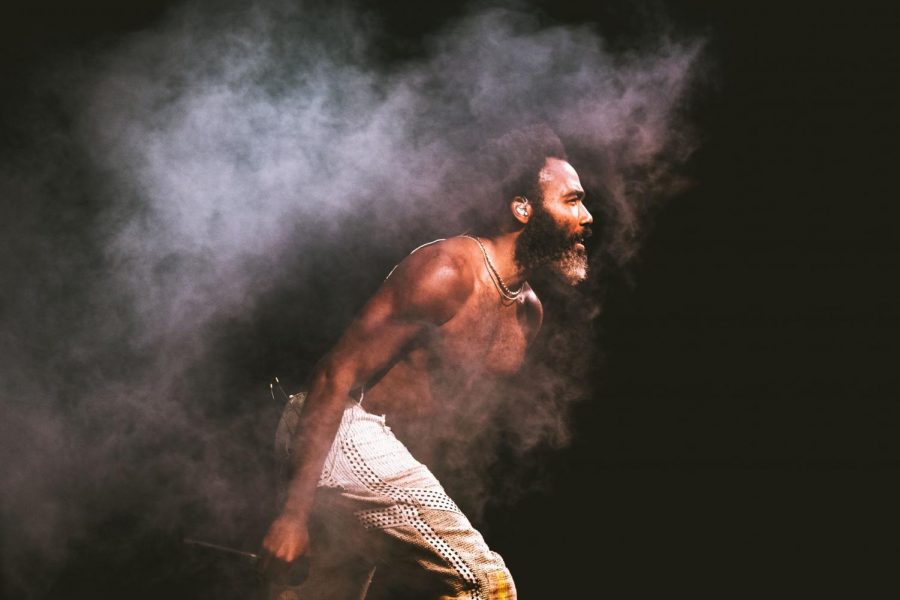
left=573, top=227, right=591, bottom=253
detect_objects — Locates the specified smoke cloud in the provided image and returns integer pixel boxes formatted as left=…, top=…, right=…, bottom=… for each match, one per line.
left=0, top=0, right=702, bottom=595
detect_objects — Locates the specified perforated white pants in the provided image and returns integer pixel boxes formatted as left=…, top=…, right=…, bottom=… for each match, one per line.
left=276, top=395, right=516, bottom=600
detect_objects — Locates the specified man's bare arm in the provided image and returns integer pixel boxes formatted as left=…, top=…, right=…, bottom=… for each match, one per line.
left=260, top=244, right=474, bottom=566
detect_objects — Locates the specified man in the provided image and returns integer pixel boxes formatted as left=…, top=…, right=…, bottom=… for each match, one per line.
left=261, top=127, right=593, bottom=599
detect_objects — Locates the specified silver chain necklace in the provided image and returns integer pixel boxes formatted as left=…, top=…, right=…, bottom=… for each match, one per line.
left=462, top=234, right=524, bottom=301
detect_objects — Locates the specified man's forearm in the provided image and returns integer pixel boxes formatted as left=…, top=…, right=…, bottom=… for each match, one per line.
left=279, top=372, right=350, bottom=521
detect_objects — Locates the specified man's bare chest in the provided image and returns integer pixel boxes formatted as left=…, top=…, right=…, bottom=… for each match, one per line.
left=364, top=292, right=534, bottom=416
left=437, top=295, right=531, bottom=376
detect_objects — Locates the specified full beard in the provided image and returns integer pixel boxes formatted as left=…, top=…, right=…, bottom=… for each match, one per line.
left=515, top=206, right=590, bottom=286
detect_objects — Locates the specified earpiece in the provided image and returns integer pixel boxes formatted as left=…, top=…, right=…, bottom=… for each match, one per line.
left=515, top=196, right=530, bottom=218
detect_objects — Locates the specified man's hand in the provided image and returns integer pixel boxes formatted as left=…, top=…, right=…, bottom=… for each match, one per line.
left=259, top=513, right=310, bottom=583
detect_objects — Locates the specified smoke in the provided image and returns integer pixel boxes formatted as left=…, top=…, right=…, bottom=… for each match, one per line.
left=0, top=0, right=702, bottom=595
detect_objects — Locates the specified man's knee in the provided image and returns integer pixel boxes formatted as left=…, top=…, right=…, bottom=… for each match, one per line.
left=482, top=568, right=516, bottom=600
left=479, top=564, right=516, bottom=599
left=437, top=558, right=516, bottom=599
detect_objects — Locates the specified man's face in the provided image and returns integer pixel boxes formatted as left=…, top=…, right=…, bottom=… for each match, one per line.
left=515, top=158, right=593, bottom=285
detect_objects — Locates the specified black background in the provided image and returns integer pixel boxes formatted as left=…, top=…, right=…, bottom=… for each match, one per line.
left=2, top=0, right=898, bottom=597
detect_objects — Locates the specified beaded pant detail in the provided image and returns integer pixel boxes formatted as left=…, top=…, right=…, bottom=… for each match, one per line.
left=276, top=395, right=516, bottom=600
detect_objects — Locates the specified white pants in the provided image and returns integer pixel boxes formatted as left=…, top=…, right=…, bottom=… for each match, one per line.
left=275, top=395, right=516, bottom=599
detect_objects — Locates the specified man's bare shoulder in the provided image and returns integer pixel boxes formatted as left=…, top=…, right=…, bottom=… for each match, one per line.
left=390, top=237, right=480, bottom=286
left=384, top=237, right=481, bottom=324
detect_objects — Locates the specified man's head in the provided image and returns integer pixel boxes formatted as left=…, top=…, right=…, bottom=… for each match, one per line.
left=474, top=125, right=592, bottom=284
left=513, top=157, right=593, bottom=285
left=492, top=125, right=568, bottom=213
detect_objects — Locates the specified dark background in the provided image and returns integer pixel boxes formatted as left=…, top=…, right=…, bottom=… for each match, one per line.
left=1, top=0, right=898, bottom=597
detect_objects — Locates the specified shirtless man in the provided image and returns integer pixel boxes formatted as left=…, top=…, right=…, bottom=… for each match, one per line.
left=261, top=128, right=593, bottom=599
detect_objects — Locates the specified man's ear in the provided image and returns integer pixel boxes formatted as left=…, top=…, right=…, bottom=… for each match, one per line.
left=510, top=196, right=530, bottom=225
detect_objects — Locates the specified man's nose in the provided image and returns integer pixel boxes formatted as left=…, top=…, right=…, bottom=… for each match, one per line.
left=580, top=203, right=593, bottom=225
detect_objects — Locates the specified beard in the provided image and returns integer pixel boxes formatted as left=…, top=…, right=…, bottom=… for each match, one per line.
left=515, top=204, right=591, bottom=286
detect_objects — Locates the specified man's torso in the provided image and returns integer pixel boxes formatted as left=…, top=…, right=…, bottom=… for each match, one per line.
left=361, top=237, right=540, bottom=420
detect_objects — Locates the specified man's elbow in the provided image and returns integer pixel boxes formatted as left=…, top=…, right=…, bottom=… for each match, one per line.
left=309, top=357, right=357, bottom=401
